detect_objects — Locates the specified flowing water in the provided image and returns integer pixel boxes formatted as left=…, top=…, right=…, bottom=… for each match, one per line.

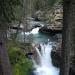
left=14, top=20, right=60, bottom=75
left=29, top=24, right=60, bottom=75
left=31, top=27, right=39, bottom=34
left=32, top=43, right=60, bottom=75
left=16, top=27, right=55, bottom=43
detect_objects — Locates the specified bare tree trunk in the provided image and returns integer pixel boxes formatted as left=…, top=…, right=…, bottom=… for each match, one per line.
left=22, top=0, right=33, bottom=32
left=61, top=0, right=75, bottom=75
left=0, top=26, right=12, bottom=75
left=22, top=0, right=31, bottom=43
left=22, top=0, right=28, bottom=31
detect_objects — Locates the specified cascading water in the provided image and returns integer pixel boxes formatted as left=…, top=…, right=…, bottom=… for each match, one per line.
left=32, top=43, right=60, bottom=75
left=31, top=27, right=39, bottom=34
left=23, top=27, right=39, bottom=35
left=15, top=20, right=60, bottom=75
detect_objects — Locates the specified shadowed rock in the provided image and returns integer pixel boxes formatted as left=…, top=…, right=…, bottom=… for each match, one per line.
left=39, top=26, right=62, bottom=35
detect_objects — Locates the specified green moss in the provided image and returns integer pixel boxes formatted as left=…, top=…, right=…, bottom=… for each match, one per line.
left=6, top=40, right=32, bottom=75
left=12, top=58, right=32, bottom=75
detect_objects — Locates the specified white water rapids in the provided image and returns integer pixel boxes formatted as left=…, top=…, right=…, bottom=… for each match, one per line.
left=32, top=43, right=60, bottom=75
left=28, top=27, right=60, bottom=75
left=23, top=27, right=39, bottom=35
left=31, top=27, right=39, bottom=34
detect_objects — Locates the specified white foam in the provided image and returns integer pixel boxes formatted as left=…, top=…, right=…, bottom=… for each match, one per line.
left=31, top=27, right=39, bottom=34
left=33, top=43, right=60, bottom=75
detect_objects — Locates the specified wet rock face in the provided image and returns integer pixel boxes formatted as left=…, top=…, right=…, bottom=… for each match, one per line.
left=51, top=51, right=62, bottom=68
left=51, top=34, right=62, bottom=68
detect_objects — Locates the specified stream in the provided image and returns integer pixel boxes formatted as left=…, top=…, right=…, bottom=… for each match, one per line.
left=32, top=43, right=60, bottom=75
left=10, top=20, right=60, bottom=75
left=16, top=28, right=57, bottom=44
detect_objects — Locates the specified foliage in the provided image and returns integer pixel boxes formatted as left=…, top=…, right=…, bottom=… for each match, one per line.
left=0, top=0, right=22, bottom=23
left=32, top=0, right=62, bottom=11
left=0, top=0, right=63, bottom=23
left=6, top=40, right=32, bottom=75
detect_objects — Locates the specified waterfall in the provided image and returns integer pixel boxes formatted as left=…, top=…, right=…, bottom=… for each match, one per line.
left=32, top=42, right=60, bottom=75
